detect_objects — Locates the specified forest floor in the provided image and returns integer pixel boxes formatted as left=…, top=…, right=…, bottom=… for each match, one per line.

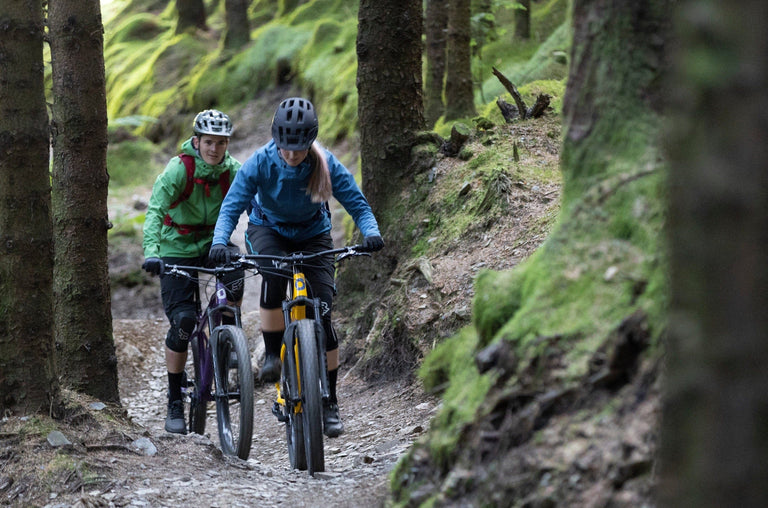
left=0, top=107, right=657, bottom=507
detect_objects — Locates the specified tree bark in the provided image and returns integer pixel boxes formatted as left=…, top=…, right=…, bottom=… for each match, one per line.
left=175, top=0, right=207, bottom=34
left=444, top=0, right=476, bottom=120
left=224, top=0, right=250, bottom=49
left=357, top=0, right=425, bottom=213
left=49, top=0, right=120, bottom=403
left=561, top=1, right=668, bottom=203
left=424, top=0, right=448, bottom=125
left=661, top=1, right=768, bottom=506
left=0, top=0, right=60, bottom=415
left=514, top=0, right=531, bottom=40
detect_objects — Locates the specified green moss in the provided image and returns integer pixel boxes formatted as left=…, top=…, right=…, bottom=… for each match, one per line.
left=481, top=21, right=571, bottom=100
left=418, top=327, right=494, bottom=469
left=105, top=13, right=167, bottom=46
left=106, top=138, right=164, bottom=188
left=190, top=24, right=311, bottom=110
left=472, top=268, right=526, bottom=347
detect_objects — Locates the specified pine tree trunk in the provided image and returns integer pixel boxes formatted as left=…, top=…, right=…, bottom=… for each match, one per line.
left=661, top=1, right=768, bottom=506
left=561, top=1, right=668, bottom=203
left=49, top=0, right=120, bottom=403
left=357, top=0, right=425, bottom=213
left=424, top=0, right=448, bottom=124
left=175, top=0, right=207, bottom=34
left=444, top=0, right=476, bottom=120
left=224, top=0, right=250, bottom=49
left=514, top=0, right=531, bottom=40
left=0, top=0, right=61, bottom=415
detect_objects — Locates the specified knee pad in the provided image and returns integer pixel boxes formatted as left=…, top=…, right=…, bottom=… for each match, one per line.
left=221, top=269, right=245, bottom=302
left=166, top=310, right=196, bottom=353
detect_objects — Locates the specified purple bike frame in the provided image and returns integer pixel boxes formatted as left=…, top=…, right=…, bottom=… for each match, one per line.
left=190, top=280, right=229, bottom=403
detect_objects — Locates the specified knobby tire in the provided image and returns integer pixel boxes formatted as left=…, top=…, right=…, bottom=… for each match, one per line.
left=296, top=319, right=324, bottom=474
left=188, top=335, right=207, bottom=435
left=283, top=332, right=307, bottom=471
left=213, top=325, right=254, bottom=460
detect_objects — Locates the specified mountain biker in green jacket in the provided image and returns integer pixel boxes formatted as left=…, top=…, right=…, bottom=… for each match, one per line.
left=141, top=109, right=244, bottom=434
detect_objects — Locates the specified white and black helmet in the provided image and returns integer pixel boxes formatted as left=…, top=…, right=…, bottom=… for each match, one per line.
left=271, top=97, right=318, bottom=150
left=193, top=109, right=233, bottom=137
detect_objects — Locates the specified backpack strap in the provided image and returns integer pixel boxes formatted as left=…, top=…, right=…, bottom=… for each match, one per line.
left=169, top=154, right=197, bottom=209
left=219, top=170, right=230, bottom=198
left=163, top=154, right=230, bottom=235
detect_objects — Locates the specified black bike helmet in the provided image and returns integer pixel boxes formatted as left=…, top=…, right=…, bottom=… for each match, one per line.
left=193, top=109, right=233, bottom=137
left=271, top=97, right=318, bottom=150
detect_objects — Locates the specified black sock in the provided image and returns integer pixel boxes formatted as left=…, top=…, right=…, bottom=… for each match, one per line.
left=168, top=372, right=184, bottom=402
left=263, top=330, right=283, bottom=356
left=328, top=368, right=338, bottom=405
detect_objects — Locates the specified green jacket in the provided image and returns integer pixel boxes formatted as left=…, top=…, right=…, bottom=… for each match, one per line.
left=142, top=137, right=241, bottom=259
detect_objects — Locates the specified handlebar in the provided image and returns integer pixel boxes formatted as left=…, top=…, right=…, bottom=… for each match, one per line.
left=242, top=244, right=371, bottom=266
left=162, top=245, right=371, bottom=279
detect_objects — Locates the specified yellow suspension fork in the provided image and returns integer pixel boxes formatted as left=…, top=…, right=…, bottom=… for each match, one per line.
left=278, top=270, right=309, bottom=411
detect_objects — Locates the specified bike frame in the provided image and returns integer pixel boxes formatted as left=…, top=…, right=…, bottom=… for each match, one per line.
left=182, top=274, right=242, bottom=404
left=275, top=267, right=330, bottom=411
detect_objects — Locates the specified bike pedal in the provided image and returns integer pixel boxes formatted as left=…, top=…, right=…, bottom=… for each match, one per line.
left=271, top=402, right=288, bottom=422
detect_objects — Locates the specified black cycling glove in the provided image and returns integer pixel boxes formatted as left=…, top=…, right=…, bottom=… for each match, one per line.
left=142, top=257, right=164, bottom=276
left=361, top=235, right=384, bottom=252
left=209, top=243, right=234, bottom=264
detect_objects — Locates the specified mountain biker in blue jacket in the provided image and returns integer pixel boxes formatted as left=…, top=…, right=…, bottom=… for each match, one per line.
left=142, top=109, right=244, bottom=435
left=210, top=97, right=384, bottom=437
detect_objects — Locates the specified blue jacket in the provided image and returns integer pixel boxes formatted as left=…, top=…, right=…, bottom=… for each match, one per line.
left=213, top=140, right=380, bottom=245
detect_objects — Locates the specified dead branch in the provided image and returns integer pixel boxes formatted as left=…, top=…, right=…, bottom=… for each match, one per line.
left=496, top=98, right=519, bottom=123
left=492, top=67, right=527, bottom=117
left=528, top=93, right=551, bottom=118
left=492, top=66, right=550, bottom=120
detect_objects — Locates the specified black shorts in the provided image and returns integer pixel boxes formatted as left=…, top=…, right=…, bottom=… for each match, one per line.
left=245, top=225, right=335, bottom=315
left=160, top=253, right=245, bottom=320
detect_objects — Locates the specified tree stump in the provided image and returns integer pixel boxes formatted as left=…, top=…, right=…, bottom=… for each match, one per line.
left=440, top=123, right=471, bottom=157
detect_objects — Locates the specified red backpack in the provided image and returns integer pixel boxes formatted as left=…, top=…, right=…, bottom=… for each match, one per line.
left=163, top=154, right=231, bottom=235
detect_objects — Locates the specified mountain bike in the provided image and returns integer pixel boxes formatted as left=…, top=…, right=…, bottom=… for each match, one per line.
left=161, top=263, right=254, bottom=460
left=241, top=245, right=371, bottom=475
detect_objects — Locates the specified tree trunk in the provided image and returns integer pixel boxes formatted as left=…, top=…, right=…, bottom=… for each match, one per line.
left=49, top=0, right=120, bottom=403
left=224, top=0, right=250, bottom=49
left=424, top=0, right=448, bottom=125
left=561, top=1, right=668, bottom=203
left=357, top=0, right=425, bottom=213
left=660, top=1, right=768, bottom=506
left=514, top=0, right=531, bottom=40
left=0, top=0, right=61, bottom=415
left=175, top=0, right=207, bottom=34
left=444, top=0, right=476, bottom=120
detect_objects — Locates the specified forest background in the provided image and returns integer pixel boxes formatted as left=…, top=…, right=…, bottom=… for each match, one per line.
left=1, top=0, right=766, bottom=507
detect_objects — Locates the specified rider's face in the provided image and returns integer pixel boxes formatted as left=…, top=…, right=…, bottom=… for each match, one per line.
left=194, top=134, right=229, bottom=165
left=279, top=148, right=309, bottom=167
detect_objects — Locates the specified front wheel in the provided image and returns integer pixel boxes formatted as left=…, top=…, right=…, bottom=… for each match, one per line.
left=283, top=330, right=307, bottom=471
left=212, top=325, right=254, bottom=460
left=296, top=319, right=324, bottom=475
left=188, top=335, right=207, bottom=435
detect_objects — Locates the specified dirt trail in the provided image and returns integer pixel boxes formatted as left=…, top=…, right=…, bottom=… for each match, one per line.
left=101, top=307, right=440, bottom=508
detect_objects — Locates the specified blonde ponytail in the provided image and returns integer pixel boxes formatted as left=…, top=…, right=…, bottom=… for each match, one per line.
left=306, top=141, right=332, bottom=203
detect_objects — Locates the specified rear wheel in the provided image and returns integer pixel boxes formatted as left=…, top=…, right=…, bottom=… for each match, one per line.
left=213, top=325, right=254, bottom=460
left=188, top=335, right=207, bottom=435
left=283, top=333, right=307, bottom=470
left=296, top=319, right=324, bottom=475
